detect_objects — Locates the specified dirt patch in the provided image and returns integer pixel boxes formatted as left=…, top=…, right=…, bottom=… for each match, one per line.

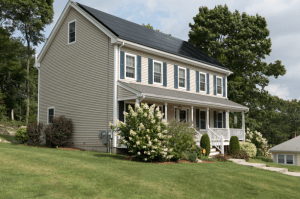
left=123, top=156, right=215, bottom=164
left=18, top=144, right=85, bottom=151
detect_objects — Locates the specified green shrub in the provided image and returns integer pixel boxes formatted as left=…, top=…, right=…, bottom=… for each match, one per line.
left=231, top=150, right=250, bottom=161
left=256, top=148, right=263, bottom=157
left=27, top=122, right=44, bottom=146
left=45, top=116, right=73, bottom=147
left=16, top=127, right=28, bottom=144
left=240, top=142, right=257, bottom=158
left=230, top=136, right=240, bottom=154
left=256, top=156, right=274, bottom=162
left=183, top=152, right=198, bottom=163
left=110, top=103, right=173, bottom=162
left=200, top=134, right=210, bottom=156
left=200, top=156, right=214, bottom=162
left=189, top=145, right=203, bottom=159
left=167, top=121, right=196, bottom=160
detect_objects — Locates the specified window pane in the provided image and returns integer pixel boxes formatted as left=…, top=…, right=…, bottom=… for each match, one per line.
left=278, top=155, right=284, bottom=164
left=200, top=111, right=206, bottom=120
left=217, top=86, right=222, bottom=94
left=48, top=109, right=54, bottom=123
left=286, top=155, right=293, bottom=164
left=179, top=69, right=185, bottom=78
left=154, top=63, right=161, bottom=73
left=200, top=111, right=206, bottom=129
left=126, top=67, right=135, bottom=78
left=179, top=78, right=185, bottom=87
left=126, top=55, right=135, bottom=67
left=218, top=113, right=222, bottom=128
left=154, top=73, right=161, bottom=83
left=201, top=120, right=206, bottom=129
left=200, top=74, right=205, bottom=83
left=69, top=22, right=75, bottom=33
left=200, top=82, right=205, bottom=91
left=69, top=22, right=75, bottom=43
left=217, top=78, right=221, bottom=86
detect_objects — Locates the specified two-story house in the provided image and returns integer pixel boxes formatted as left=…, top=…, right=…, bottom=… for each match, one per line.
left=36, top=1, right=249, bottom=154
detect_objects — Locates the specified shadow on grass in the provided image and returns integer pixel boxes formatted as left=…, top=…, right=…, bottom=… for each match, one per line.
left=93, top=153, right=125, bottom=160
left=0, top=134, right=16, bottom=142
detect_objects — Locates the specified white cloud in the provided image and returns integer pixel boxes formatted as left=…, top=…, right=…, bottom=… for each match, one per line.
left=266, top=84, right=290, bottom=99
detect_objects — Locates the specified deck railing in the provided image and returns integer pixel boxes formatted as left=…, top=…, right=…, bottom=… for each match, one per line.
left=208, top=128, right=224, bottom=154
left=209, top=128, right=229, bottom=140
left=230, top=129, right=245, bottom=141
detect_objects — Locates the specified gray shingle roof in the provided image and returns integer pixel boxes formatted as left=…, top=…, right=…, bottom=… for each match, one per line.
left=119, top=82, right=248, bottom=111
left=270, top=136, right=300, bottom=153
left=77, top=3, right=229, bottom=71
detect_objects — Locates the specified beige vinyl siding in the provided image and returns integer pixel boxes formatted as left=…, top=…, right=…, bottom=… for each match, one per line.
left=39, top=8, right=114, bottom=149
left=118, top=86, right=137, bottom=99
left=118, top=46, right=226, bottom=99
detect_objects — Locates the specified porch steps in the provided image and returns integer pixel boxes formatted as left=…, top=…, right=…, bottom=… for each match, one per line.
left=209, top=147, right=220, bottom=157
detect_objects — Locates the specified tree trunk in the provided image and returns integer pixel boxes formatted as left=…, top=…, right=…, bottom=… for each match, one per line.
left=26, top=56, right=30, bottom=125
left=11, top=109, right=14, bottom=121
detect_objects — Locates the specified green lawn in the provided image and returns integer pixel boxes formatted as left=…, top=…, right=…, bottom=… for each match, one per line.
left=0, top=143, right=299, bottom=199
left=248, top=158, right=300, bottom=173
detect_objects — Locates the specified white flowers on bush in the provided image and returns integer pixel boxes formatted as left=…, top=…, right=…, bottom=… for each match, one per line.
left=110, top=103, right=173, bottom=162
left=246, top=128, right=270, bottom=157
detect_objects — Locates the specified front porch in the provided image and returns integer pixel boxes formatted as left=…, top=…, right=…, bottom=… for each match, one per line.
left=116, top=81, right=249, bottom=154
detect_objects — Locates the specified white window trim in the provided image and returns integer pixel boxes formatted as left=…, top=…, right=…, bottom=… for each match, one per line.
left=124, top=53, right=137, bottom=80
left=174, top=106, right=190, bottom=122
left=217, top=111, right=223, bottom=128
left=68, top=20, right=76, bottom=45
left=199, top=109, right=207, bottom=130
left=178, top=66, right=187, bottom=89
left=153, top=60, right=163, bottom=85
left=278, top=154, right=295, bottom=165
left=216, top=76, right=223, bottom=95
left=199, top=72, right=207, bottom=92
left=47, top=107, right=55, bottom=125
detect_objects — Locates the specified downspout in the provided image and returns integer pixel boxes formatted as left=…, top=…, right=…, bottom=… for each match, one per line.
left=106, top=38, right=110, bottom=153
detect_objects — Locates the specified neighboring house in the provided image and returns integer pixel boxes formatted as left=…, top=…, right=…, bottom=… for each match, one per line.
left=35, top=1, right=249, bottom=153
left=270, top=136, right=300, bottom=166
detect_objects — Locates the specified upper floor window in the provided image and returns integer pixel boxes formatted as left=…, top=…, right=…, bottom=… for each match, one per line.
left=178, top=67, right=186, bottom=88
left=217, top=77, right=222, bottom=95
left=68, top=20, right=76, bottom=44
left=200, top=73, right=206, bottom=92
left=126, top=53, right=136, bottom=79
left=154, top=61, right=163, bottom=84
left=47, top=107, right=55, bottom=124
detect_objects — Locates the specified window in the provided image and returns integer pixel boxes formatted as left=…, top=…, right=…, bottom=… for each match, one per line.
left=200, top=110, right=206, bottom=129
left=125, top=54, right=136, bottom=79
left=278, top=155, right=284, bottom=164
left=178, top=67, right=186, bottom=88
left=47, top=107, right=55, bottom=124
left=218, top=112, right=223, bottom=128
left=286, top=155, right=293, bottom=165
left=200, top=73, right=206, bottom=92
left=154, top=61, right=163, bottom=84
left=68, top=20, right=76, bottom=44
left=217, top=77, right=222, bottom=95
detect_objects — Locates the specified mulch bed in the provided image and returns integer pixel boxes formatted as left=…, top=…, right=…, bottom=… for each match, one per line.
left=18, top=144, right=85, bottom=151
left=123, top=156, right=215, bottom=164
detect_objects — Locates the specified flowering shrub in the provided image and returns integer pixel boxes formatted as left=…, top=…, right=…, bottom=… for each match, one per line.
left=110, top=103, right=173, bottom=162
left=245, top=129, right=269, bottom=157
left=240, top=142, right=257, bottom=158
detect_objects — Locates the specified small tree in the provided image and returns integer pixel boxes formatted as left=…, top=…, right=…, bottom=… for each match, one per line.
left=27, top=122, right=44, bottom=146
left=200, top=134, right=210, bottom=156
left=110, top=103, right=173, bottom=162
left=230, top=136, right=240, bottom=154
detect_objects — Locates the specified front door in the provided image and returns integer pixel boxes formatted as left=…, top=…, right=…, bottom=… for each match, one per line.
left=180, top=110, right=186, bottom=122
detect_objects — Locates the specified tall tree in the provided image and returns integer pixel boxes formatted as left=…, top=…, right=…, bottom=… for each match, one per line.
left=188, top=5, right=286, bottom=140
left=1, top=0, right=54, bottom=124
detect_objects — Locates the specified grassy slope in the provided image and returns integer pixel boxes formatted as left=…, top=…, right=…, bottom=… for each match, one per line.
left=0, top=143, right=299, bottom=199
left=249, top=159, right=300, bottom=173
left=0, top=134, right=16, bottom=142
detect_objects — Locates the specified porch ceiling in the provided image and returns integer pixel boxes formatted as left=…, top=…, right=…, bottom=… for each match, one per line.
left=118, top=81, right=249, bottom=112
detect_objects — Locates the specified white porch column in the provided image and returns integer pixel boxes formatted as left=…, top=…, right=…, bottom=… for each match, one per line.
left=242, top=111, right=245, bottom=141
left=206, top=108, right=209, bottom=130
left=136, top=98, right=140, bottom=107
left=113, top=44, right=118, bottom=148
left=226, top=110, right=230, bottom=140
left=164, top=102, right=168, bottom=121
left=191, top=106, right=194, bottom=127
left=177, top=109, right=180, bottom=122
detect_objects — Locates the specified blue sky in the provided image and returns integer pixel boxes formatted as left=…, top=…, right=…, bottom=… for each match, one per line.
left=36, top=0, right=300, bottom=101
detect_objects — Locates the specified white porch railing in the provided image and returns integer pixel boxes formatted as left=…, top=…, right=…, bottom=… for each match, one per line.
left=194, top=129, right=202, bottom=147
left=209, top=128, right=229, bottom=140
left=230, top=129, right=245, bottom=141
left=208, top=128, right=224, bottom=154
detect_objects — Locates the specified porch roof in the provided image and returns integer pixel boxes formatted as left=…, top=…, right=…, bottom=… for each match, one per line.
left=118, top=81, right=249, bottom=112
